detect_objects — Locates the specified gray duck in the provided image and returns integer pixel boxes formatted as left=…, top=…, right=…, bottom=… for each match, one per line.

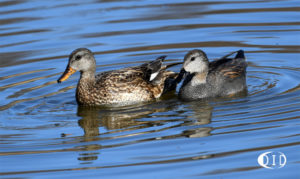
left=176, top=49, right=247, bottom=100
left=57, top=48, right=180, bottom=106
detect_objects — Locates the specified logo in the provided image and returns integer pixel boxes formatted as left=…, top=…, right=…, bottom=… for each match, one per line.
left=257, top=151, right=287, bottom=169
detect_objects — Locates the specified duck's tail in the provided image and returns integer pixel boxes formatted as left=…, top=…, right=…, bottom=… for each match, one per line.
left=235, top=50, right=245, bottom=59
left=217, top=49, right=246, bottom=61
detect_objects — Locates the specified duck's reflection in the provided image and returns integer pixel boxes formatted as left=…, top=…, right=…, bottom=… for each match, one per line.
left=77, top=108, right=100, bottom=137
left=77, top=101, right=177, bottom=137
left=76, top=99, right=215, bottom=138
left=76, top=144, right=101, bottom=164
left=75, top=99, right=214, bottom=163
left=181, top=101, right=213, bottom=138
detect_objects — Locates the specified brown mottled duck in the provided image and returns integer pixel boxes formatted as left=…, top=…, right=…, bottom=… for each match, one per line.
left=57, top=48, right=181, bottom=106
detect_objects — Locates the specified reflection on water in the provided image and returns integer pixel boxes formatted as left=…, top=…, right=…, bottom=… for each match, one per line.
left=0, top=0, right=300, bottom=178
left=77, top=101, right=213, bottom=138
left=76, top=101, right=213, bottom=164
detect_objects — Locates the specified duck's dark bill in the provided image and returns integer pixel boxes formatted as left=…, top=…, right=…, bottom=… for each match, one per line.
left=172, top=68, right=188, bottom=84
left=57, top=67, right=76, bottom=83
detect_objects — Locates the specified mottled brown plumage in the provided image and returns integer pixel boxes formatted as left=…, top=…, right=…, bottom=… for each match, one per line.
left=57, top=48, right=180, bottom=106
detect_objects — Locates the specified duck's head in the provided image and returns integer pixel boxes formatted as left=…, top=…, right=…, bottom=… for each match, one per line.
left=57, top=48, right=96, bottom=83
left=174, top=49, right=209, bottom=85
left=182, top=49, right=209, bottom=74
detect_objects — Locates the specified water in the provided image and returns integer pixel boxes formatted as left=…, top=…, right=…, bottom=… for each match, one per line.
left=1, top=0, right=300, bottom=178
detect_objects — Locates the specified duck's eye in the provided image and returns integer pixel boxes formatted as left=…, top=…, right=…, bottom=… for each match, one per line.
left=190, top=57, right=195, bottom=61
left=75, top=55, right=82, bottom=61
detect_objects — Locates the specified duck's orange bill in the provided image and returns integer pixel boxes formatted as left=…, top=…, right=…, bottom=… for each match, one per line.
left=57, top=67, right=76, bottom=83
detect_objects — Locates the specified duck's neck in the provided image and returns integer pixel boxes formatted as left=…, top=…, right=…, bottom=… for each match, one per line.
left=80, top=70, right=95, bottom=83
left=76, top=71, right=96, bottom=105
left=77, top=71, right=96, bottom=94
left=190, top=72, right=207, bottom=86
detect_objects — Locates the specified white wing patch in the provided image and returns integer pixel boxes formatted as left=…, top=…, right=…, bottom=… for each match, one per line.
left=149, top=72, right=159, bottom=81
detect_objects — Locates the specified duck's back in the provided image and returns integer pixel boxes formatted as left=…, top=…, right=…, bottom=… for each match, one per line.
left=208, top=50, right=247, bottom=96
left=76, top=64, right=177, bottom=105
left=92, top=67, right=158, bottom=104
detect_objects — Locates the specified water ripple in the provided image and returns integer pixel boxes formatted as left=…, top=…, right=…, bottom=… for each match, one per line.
left=0, top=0, right=299, bottom=178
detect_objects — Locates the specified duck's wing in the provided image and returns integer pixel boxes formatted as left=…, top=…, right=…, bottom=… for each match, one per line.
left=93, top=56, right=167, bottom=89
left=139, top=55, right=167, bottom=82
left=95, top=68, right=144, bottom=85
left=209, top=50, right=247, bottom=80
left=94, top=56, right=181, bottom=95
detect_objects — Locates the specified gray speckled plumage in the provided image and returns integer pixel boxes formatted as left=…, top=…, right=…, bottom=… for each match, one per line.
left=177, top=49, right=247, bottom=100
left=57, top=48, right=180, bottom=106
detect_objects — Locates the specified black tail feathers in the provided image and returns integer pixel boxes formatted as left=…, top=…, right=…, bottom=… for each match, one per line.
left=156, top=55, right=167, bottom=62
left=235, top=50, right=245, bottom=59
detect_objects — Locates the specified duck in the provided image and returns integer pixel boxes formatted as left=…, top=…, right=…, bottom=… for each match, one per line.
left=176, top=49, right=247, bottom=100
left=57, top=48, right=181, bottom=106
